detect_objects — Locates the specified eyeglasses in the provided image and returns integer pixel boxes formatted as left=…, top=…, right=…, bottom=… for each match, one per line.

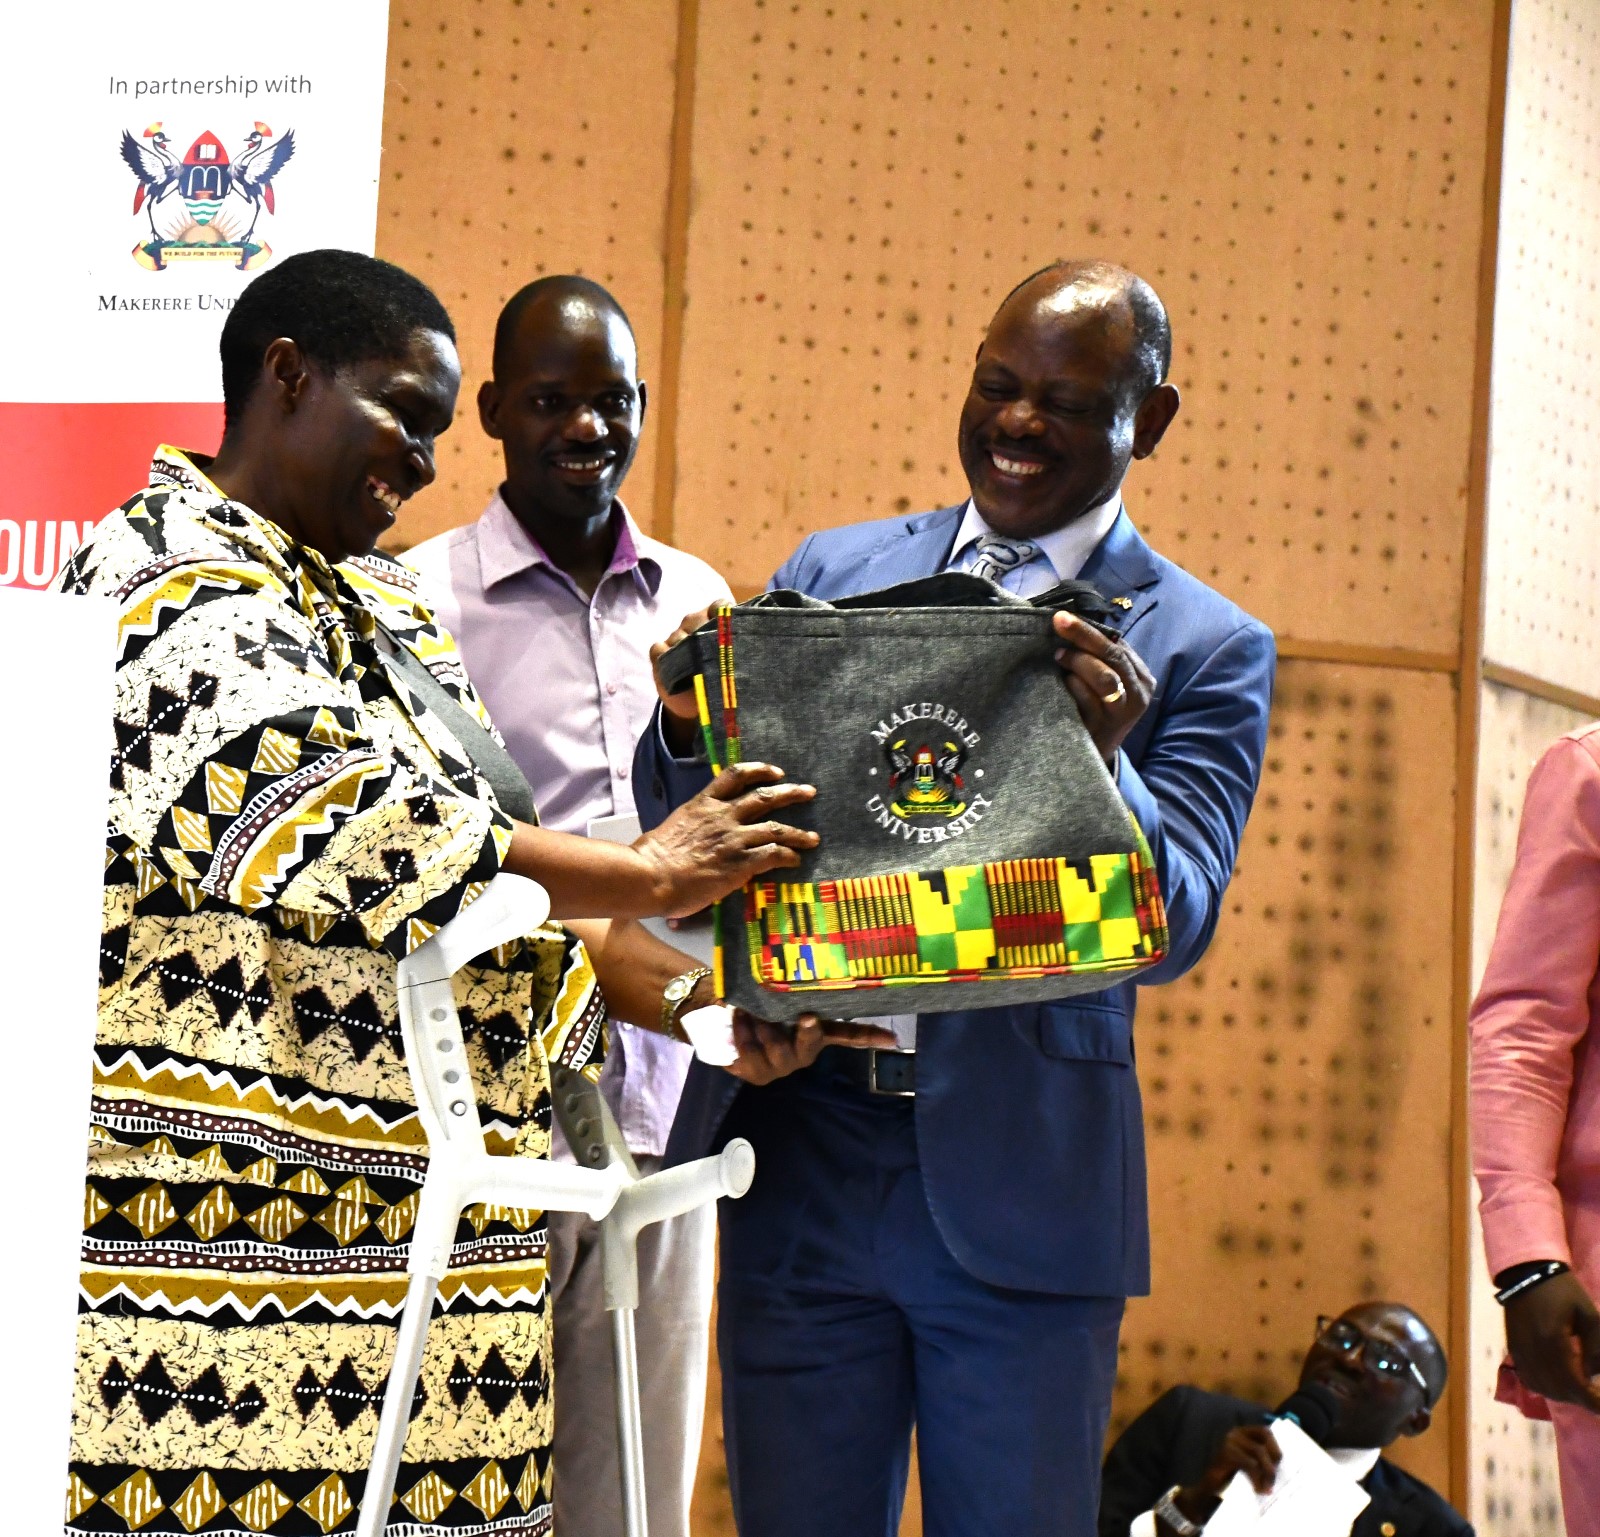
left=1315, top=1316, right=1430, bottom=1397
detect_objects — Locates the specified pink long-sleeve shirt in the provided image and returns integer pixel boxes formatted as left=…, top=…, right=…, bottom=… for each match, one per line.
left=1472, top=725, right=1600, bottom=1281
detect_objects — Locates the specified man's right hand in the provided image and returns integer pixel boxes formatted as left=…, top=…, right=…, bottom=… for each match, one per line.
left=1505, top=1272, right=1600, bottom=1411
left=722, top=1012, right=899, bottom=1085
left=1160, top=1424, right=1281, bottom=1534
left=633, top=762, right=818, bottom=918
left=650, top=605, right=717, bottom=753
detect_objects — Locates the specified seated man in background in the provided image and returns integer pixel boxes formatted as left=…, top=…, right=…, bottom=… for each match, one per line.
left=1099, top=1302, right=1471, bottom=1537
left=408, top=276, right=888, bottom=1537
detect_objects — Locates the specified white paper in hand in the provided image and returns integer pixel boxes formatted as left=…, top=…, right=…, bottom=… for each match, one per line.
left=1203, top=1418, right=1371, bottom=1537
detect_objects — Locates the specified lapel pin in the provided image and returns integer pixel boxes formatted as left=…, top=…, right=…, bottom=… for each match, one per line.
left=1112, top=596, right=1133, bottom=610
left=1381, top=1524, right=1395, bottom=1536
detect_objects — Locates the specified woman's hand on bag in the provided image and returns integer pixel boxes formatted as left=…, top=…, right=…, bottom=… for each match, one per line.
left=650, top=605, right=717, bottom=752
left=1051, top=612, right=1155, bottom=764
left=1505, top=1272, right=1600, bottom=1411
left=633, top=762, right=819, bottom=919
left=723, top=1012, right=899, bottom=1086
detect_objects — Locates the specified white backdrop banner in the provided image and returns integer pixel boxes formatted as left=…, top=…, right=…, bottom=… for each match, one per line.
left=0, top=0, right=390, bottom=587
left=0, top=589, right=116, bottom=1534
left=0, top=0, right=390, bottom=1521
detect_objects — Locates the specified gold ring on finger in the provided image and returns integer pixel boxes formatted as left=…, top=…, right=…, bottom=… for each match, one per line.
left=1102, top=679, right=1127, bottom=705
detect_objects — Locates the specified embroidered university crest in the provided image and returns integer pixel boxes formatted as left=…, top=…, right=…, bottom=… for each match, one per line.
left=866, top=702, right=992, bottom=843
left=885, top=737, right=968, bottom=818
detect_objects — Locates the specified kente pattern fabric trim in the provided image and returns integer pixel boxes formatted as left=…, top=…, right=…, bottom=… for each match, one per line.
left=58, top=447, right=605, bottom=1534
left=694, top=606, right=742, bottom=771
left=744, top=854, right=1168, bottom=992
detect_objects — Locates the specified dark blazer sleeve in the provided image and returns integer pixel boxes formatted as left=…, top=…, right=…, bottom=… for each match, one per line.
left=1408, top=1504, right=1474, bottom=1537
left=1098, top=1388, right=1197, bottom=1536
left=1118, top=618, right=1276, bottom=985
left=631, top=710, right=711, bottom=832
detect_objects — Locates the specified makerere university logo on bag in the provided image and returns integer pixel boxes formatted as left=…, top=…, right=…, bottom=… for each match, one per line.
left=120, top=121, right=296, bottom=271
left=866, top=702, right=993, bottom=843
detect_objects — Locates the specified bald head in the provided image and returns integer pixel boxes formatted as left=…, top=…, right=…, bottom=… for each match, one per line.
left=1350, top=1301, right=1449, bottom=1408
left=479, top=274, right=646, bottom=533
left=491, top=274, right=635, bottom=383
left=993, top=260, right=1171, bottom=405
left=956, top=258, right=1181, bottom=540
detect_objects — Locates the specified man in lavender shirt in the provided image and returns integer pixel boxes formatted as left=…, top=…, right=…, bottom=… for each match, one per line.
left=407, top=276, right=734, bottom=1537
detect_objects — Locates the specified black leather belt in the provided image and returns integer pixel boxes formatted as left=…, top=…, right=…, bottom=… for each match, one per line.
left=821, top=1046, right=917, bottom=1097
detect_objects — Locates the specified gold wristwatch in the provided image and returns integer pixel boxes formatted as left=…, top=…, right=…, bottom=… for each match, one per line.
left=660, top=966, right=713, bottom=1043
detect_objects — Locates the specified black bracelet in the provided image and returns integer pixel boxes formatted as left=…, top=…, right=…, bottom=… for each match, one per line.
left=1494, top=1259, right=1570, bottom=1305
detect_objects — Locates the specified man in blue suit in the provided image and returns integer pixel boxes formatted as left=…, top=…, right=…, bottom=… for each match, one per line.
left=632, top=260, right=1276, bottom=1537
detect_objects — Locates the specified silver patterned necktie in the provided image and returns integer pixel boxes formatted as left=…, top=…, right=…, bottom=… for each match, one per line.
left=968, top=534, right=1041, bottom=587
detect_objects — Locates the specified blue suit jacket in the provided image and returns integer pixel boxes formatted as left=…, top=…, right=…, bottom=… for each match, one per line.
left=633, top=504, right=1275, bottom=1297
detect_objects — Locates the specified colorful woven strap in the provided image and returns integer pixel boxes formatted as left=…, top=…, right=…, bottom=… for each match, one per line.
left=694, top=603, right=740, bottom=772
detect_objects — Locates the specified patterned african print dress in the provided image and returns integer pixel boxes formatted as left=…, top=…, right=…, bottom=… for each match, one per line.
left=59, top=447, right=606, bottom=1536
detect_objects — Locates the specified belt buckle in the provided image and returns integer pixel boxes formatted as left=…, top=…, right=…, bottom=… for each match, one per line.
left=868, top=1048, right=915, bottom=1098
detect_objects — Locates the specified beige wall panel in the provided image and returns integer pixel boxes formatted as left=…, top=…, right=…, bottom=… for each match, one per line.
left=376, top=0, right=682, bottom=549
left=672, top=0, right=1497, bottom=652
left=1483, top=0, right=1600, bottom=695
left=1465, top=680, right=1593, bottom=1534
left=1120, top=660, right=1458, bottom=1494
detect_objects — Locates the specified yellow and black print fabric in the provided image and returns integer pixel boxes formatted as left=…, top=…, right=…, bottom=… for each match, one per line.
left=58, top=448, right=604, bottom=1536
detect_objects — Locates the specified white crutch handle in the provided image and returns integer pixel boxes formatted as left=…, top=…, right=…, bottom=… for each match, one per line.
left=602, top=1140, right=754, bottom=1311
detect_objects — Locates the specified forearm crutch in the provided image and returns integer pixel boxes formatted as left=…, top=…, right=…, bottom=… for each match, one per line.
left=549, top=1061, right=754, bottom=1537
left=358, top=873, right=754, bottom=1537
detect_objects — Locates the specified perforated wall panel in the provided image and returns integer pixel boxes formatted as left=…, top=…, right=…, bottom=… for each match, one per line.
left=361, top=5, right=1524, bottom=1529
left=1483, top=0, right=1600, bottom=695
left=1465, top=680, right=1592, bottom=1535
left=672, top=0, right=1498, bottom=654
left=1117, top=659, right=1458, bottom=1493
left=376, top=0, right=681, bottom=548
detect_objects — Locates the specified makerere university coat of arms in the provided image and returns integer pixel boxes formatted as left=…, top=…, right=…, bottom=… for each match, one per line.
left=884, top=735, right=970, bottom=819
left=120, top=121, right=296, bottom=270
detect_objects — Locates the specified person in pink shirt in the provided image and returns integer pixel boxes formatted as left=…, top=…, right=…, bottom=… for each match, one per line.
left=1471, top=723, right=1600, bottom=1533
left=409, top=275, right=889, bottom=1537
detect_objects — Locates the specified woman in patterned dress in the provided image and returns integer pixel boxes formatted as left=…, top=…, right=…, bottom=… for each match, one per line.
left=59, top=250, right=820, bottom=1537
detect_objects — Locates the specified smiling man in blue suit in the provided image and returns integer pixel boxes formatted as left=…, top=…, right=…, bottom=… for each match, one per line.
left=632, top=260, right=1276, bottom=1537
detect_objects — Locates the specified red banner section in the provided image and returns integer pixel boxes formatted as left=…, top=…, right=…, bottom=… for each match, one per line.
left=0, top=401, right=223, bottom=588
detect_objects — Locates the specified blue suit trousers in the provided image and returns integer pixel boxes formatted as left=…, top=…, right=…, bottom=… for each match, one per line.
left=717, top=1058, right=1123, bottom=1537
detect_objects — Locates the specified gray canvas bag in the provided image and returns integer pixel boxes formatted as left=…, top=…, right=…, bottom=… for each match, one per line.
left=656, top=573, right=1169, bottom=1022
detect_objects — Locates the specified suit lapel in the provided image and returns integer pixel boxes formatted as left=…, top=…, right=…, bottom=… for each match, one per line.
left=1079, top=509, right=1162, bottom=640
left=1355, top=1459, right=1413, bottom=1537
left=856, top=504, right=965, bottom=587
left=843, top=504, right=1162, bottom=616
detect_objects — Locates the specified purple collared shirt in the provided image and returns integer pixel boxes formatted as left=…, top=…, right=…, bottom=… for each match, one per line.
left=409, top=492, right=732, bottom=1157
